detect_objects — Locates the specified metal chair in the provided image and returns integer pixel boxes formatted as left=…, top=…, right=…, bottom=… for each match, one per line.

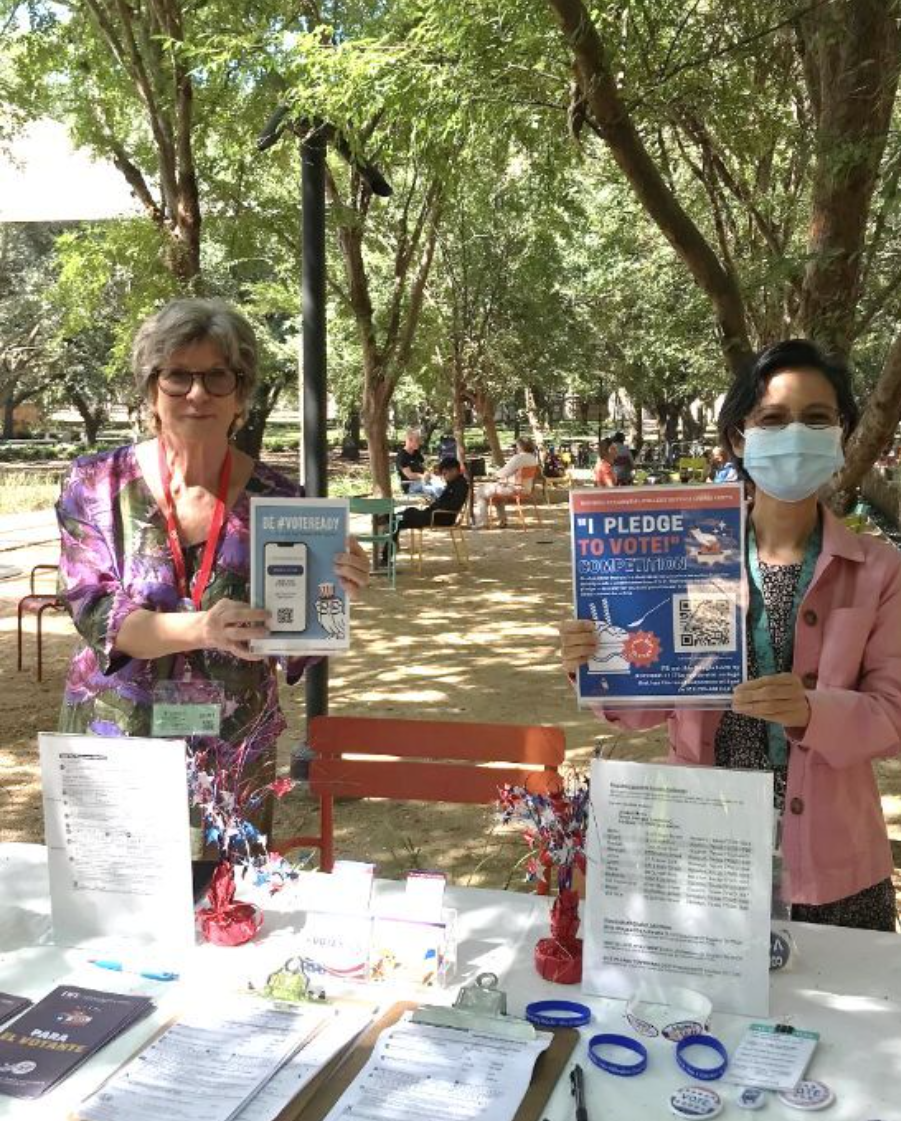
left=486, top=466, right=542, bottom=529
left=407, top=505, right=470, bottom=574
left=272, top=715, right=565, bottom=892
left=349, top=497, right=398, bottom=588
left=17, top=565, right=66, bottom=682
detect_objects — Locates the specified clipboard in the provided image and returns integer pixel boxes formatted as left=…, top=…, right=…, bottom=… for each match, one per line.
left=278, top=1000, right=579, bottom=1121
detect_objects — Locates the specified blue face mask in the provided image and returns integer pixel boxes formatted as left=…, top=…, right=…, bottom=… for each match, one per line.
left=742, top=423, right=844, bottom=502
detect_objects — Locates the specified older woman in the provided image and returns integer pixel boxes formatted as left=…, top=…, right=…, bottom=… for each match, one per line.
left=561, top=339, right=901, bottom=932
left=56, top=298, right=368, bottom=799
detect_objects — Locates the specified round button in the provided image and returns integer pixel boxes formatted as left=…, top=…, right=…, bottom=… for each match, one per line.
left=670, top=1086, right=723, bottom=1119
left=778, top=1080, right=835, bottom=1111
left=801, top=672, right=818, bottom=688
left=737, top=1086, right=768, bottom=1110
left=790, top=796, right=805, bottom=815
left=803, top=609, right=818, bottom=626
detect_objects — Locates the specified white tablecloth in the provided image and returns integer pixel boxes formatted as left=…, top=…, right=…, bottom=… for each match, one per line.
left=1, top=843, right=899, bottom=1120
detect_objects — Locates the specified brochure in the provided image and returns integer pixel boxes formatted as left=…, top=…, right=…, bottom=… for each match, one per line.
left=0, top=985, right=154, bottom=1099
left=249, top=497, right=350, bottom=656
left=0, top=994, right=31, bottom=1030
left=570, top=484, right=747, bottom=708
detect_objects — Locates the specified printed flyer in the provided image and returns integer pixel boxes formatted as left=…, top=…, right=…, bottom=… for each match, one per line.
left=249, top=497, right=350, bottom=656
left=571, top=484, right=746, bottom=708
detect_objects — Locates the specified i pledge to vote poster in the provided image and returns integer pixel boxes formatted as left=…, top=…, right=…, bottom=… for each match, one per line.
left=571, top=484, right=747, bottom=708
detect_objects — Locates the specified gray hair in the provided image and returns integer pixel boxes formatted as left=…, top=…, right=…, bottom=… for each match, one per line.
left=132, top=298, right=258, bottom=432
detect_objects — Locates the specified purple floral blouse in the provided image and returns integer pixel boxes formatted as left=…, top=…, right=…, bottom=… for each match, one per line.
left=56, top=444, right=306, bottom=762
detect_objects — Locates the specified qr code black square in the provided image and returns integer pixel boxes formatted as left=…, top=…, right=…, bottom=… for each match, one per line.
left=673, top=595, right=735, bottom=652
left=276, top=607, right=294, bottom=626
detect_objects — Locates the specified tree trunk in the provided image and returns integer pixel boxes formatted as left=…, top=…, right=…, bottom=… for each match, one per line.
left=545, top=0, right=753, bottom=375
left=471, top=387, right=504, bottom=466
left=341, top=408, right=361, bottom=461
left=524, top=387, right=547, bottom=446
left=826, top=331, right=901, bottom=509
left=797, top=1, right=901, bottom=353
left=633, top=407, right=644, bottom=454
left=2, top=396, right=14, bottom=440
left=363, top=377, right=392, bottom=497
left=234, top=400, right=269, bottom=461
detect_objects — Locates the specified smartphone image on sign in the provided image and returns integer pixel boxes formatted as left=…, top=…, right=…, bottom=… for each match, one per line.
left=264, top=541, right=308, bottom=632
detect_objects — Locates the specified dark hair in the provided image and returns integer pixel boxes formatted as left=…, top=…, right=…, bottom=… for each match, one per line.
left=718, top=339, right=859, bottom=469
left=517, top=437, right=537, bottom=455
left=438, top=455, right=461, bottom=472
left=613, top=431, right=626, bottom=443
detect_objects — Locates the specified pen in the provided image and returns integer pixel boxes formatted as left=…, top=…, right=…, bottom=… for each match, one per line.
left=570, top=1063, right=589, bottom=1121
left=90, top=959, right=180, bottom=982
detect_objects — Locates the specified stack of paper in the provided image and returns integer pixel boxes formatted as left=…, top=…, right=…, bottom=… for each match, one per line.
left=0, top=985, right=155, bottom=1099
left=75, top=999, right=338, bottom=1121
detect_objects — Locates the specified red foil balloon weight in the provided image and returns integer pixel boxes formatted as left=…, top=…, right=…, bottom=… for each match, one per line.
left=534, top=888, right=583, bottom=984
left=198, top=861, right=263, bottom=947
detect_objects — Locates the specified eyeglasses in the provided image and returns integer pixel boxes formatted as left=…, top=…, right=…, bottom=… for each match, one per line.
left=155, top=366, right=240, bottom=398
left=746, top=407, right=841, bottom=431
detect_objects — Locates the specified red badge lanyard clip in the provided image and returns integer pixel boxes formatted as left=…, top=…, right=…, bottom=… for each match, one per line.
left=158, top=439, right=232, bottom=611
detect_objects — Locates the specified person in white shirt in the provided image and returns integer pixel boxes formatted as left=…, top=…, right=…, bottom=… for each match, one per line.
left=473, top=438, right=539, bottom=527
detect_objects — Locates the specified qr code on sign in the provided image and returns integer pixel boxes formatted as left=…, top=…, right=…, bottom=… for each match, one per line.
left=672, top=594, right=735, bottom=652
left=276, top=607, right=294, bottom=626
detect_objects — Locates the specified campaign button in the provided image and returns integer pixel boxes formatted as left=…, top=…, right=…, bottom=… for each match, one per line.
left=670, top=1086, right=723, bottom=1119
left=737, top=1086, right=767, bottom=1110
left=778, top=1080, right=835, bottom=1111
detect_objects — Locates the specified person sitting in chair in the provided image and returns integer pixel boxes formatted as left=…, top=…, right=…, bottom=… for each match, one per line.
left=396, top=428, right=441, bottom=497
left=386, top=457, right=469, bottom=561
left=472, top=438, right=539, bottom=528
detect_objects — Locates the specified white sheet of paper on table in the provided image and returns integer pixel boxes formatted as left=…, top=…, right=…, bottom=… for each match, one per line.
left=320, top=1013, right=551, bottom=1121
left=583, top=758, right=773, bottom=1017
left=75, top=1000, right=332, bottom=1121
left=38, top=733, right=195, bottom=950
left=232, top=1005, right=375, bottom=1121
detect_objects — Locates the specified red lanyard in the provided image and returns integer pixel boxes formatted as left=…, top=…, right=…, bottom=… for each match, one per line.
left=158, top=439, right=233, bottom=610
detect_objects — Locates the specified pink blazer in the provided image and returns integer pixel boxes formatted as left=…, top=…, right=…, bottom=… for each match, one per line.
left=591, top=509, right=901, bottom=906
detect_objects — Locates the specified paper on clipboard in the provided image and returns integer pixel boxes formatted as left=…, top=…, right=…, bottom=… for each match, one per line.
left=319, top=1012, right=551, bottom=1121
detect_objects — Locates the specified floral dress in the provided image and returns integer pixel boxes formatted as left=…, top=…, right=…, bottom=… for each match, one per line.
left=715, top=559, right=896, bottom=932
left=56, top=444, right=307, bottom=772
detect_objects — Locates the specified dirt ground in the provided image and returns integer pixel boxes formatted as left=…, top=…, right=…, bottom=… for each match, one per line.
left=2, top=491, right=900, bottom=902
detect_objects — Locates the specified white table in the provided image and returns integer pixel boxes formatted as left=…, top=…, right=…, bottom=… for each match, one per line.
left=1, top=844, right=899, bottom=1120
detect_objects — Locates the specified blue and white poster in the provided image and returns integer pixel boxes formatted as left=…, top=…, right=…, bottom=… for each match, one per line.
left=571, top=484, right=746, bottom=708
left=249, top=497, right=350, bottom=655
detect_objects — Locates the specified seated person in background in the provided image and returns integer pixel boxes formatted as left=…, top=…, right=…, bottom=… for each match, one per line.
left=542, top=444, right=566, bottom=478
left=594, top=438, right=616, bottom=487
left=396, top=428, right=441, bottom=497
left=388, top=457, right=469, bottom=559
left=710, top=444, right=740, bottom=483
left=472, top=437, right=539, bottom=528
left=609, top=430, right=634, bottom=485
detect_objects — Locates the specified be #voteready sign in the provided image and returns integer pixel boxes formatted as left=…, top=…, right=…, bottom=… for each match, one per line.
left=570, top=484, right=747, bottom=708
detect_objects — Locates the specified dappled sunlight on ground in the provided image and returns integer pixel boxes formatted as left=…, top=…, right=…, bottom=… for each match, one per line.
left=2, top=496, right=899, bottom=901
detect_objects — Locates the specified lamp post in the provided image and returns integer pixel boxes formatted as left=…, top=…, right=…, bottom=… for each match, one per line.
left=257, top=108, right=328, bottom=721
left=257, top=107, right=391, bottom=729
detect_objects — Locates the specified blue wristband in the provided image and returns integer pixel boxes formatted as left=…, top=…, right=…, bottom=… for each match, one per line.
left=587, top=1033, right=648, bottom=1076
left=525, top=1000, right=592, bottom=1029
left=675, top=1034, right=729, bottom=1081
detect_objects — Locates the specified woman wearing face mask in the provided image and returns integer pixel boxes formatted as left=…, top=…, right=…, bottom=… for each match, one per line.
left=561, top=339, right=901, bottom=931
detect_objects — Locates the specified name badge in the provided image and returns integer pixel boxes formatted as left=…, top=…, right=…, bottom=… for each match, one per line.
left=151, top=679, right=224, bottom=737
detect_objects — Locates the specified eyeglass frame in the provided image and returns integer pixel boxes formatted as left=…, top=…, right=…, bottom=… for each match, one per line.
left=743, top=405, right=843, bottom=432
left=152, top=365, right=243, bottom=398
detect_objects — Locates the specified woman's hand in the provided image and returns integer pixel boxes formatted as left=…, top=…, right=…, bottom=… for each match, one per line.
left=199, top=598, right=270, bottom=661
left=560, top=618, right=598, bottom=675
left=732, top=673, right=811, bottom=731
left=335, top=537, right=370, bottom=599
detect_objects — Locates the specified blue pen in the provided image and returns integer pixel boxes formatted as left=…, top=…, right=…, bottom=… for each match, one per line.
left=90, top=959, right=179, bottom=982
